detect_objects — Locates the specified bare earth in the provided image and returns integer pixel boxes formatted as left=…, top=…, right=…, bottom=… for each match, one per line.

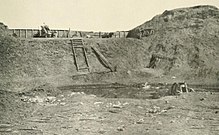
left=0, top=5, right=219, bottom=135
left=0, top=85, right=218, bottom=135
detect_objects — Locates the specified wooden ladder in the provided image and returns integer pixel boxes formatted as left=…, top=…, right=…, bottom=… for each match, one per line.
left=70, top=39, right=90, bottom=72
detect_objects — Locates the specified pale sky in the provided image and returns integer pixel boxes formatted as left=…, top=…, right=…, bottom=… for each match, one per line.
left=0, top=0, right=219, bottom=31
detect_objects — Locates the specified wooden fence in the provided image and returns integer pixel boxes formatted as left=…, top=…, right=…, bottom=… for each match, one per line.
left=8, top=29, right=129, bottom=38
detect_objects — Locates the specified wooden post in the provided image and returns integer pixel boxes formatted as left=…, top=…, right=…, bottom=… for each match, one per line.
left=13, top=29, right=15, bottom=35
left=78, top=31, right=81, bottom=37
left=99, top=32, right=101, bottom=38
left=123, top=31, right=126, bottom=37
left=62, top=30, right=64, bottom=38
left=57, top=30, right=59, bottom=38
left=25, top=29, right=27, bottom=38
left=19, top=29, right=21, bottom=37
left=67, top=28, right=70, bottom=38
left=63, top=30, right=66, bottom=38
left=119, top=31, right=120, bottom=38
left=39, top=28, right=41, bottom=37
left=31, top=29, right=33, bottom=37
left=33, top=30, right=36, bottom=37
left=64, top=30, right=66, bottom=38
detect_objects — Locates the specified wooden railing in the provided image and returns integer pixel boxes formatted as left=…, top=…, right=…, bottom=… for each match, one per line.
left=8, top=29, right=129, bottom=38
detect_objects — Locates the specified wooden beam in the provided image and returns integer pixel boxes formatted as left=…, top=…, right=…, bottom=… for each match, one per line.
left=39, top=28, right=41, bottom=37
left=25, top=29, right=27, bottom=38
left=19, top=29, right=21, bottom=37
left=99, top=32, right=101, bottom=38
left=83, top=47, right=90, bottom=72
left=31, top=29, right=33, bottom=37
left=91, top=46, right=114, bottom=72
left=67, top=28, right=70, bottom=38
left=70, top=40, right=79, bottom=71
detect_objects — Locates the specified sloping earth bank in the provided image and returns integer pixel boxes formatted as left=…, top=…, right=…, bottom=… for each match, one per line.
left=1, top=6, right=219, bottom=92
left=127, top=5, right=219, bottom=82
left=0, top=36, right=152, bottom=91
left=0, top=5, right=219, bottom=135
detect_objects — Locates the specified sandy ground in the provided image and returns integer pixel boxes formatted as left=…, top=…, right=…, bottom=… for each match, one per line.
left=0, top=85, right=218, bottom=135
left=0, top=5, right=219, bottom=135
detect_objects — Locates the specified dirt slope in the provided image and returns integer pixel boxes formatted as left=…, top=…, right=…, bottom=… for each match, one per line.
left=0, top=32, right=150, bottom=91
left=1, top=5, right=219, bottom=91
left=127, top=5, right=219, bottom=82
left=0, top=6, right=219, bottom=135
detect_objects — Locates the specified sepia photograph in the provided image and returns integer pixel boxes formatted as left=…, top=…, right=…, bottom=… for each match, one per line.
left=0, top=0, right=219, bottom=134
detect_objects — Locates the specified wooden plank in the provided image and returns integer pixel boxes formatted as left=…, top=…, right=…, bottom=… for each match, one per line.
left=91, top=46, right=114, bottom=72
left=39, top=28, right=41, bottom=37
left=79, top=32, right=82, bottom=37
left=72, top=42, right=84, bottom=45
left=73, top=46, right=84, bottom=48
left=72, top=39, right=83, bottom=42
left=72, top=41, right=83, bottom=43
left=72, top=38, right=83, bottom=40
left=72, top=43, right=84, bottom=45
left=25, top=29, right=27, bottom=38
left=19, top=29, right=21, bottom=37
left=71, top=40, right=79, bottom=71
left=31, top=29, right=33, bottom=37
left=67, top=28, right=70, bottom=38
left=99, top=32, right=101, bottom=38
left=65, top=30, right=68, bottom=38
left=82, top=45, right=90, bottom=72
left=78, top=67, right=90, bottom=70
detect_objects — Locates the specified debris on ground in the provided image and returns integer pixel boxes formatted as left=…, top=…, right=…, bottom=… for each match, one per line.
left=117, top=125, right=125, bottom=131
left=108, top=109, right=122, bottom=113
left=200, top=98, right=206, bottom=101
left=168, top=82, right=195, bottom=95
left=136, top=118, right=144, bottom=124
left=0, top=5, right=219, bottom=135
left=142, top=82, right=151, bottom=89
left=147, top=106, right=161, bottom=114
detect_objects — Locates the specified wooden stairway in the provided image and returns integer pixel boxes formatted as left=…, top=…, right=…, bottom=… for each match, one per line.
left=70, top=39, right=90, bottom=72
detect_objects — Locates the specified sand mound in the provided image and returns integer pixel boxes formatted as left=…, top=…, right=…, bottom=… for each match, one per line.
left=1, top=5, right=219, bottom=91
left=127, top=5, right=219, bottom=81
left=0, top=36, right=151, bottom=91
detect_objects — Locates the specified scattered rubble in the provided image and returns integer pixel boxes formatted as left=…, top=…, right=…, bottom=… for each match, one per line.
left=147, top=106, right=161, bottom=114
left=108, top=109, right=122, bottom=113
left=117, top=125, right=125, bottom=131
left=200, top=97, right=206, bottom=101
left=142, top=82, right=151, bottom=89
left=136, top=118, right=144, bottom=124
left=0, top=5, right=219, bottom=135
